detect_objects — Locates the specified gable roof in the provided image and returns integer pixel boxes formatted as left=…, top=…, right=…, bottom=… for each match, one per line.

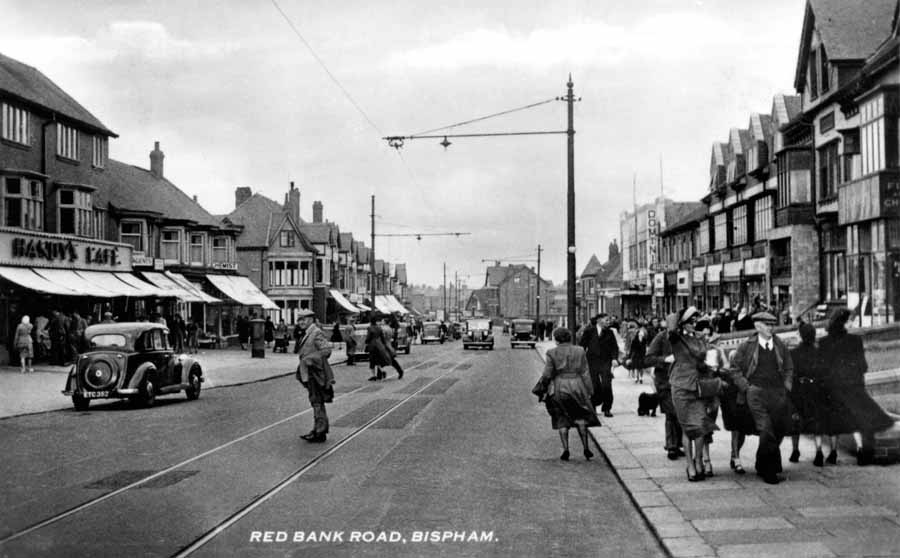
left=299, top=222, right=333, bottom=245
left=580, top=254, right=603, bottom=278
left=98, top=159, right=224, bottom=228
left=339, top=232, right=354, bottom=252
left=223, top=193, right=285, bottom=247
left=0, top=52, right=116, bottom=136
left=795, top=0, right=896, bottom=89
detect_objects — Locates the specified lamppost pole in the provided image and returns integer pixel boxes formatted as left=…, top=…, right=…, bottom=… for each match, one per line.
left=536, top=244, right=543, bottom=326
left=370, top=195, right=376, bottom=314
left=566, top=76, right=576, bottom=331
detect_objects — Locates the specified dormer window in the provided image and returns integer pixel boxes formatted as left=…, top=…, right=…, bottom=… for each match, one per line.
left=820, top=47, right=830, bottom=94
left=808, top=49, right=818, bottom=99
left=120, top=220, right=144, bottom=252
left=1, top=103, right=30, bottom=145
left=279, top=230, right=295, bottom=247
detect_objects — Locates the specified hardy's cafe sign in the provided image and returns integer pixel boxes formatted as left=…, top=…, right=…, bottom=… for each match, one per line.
left=0, top=229, right=132, bottom=271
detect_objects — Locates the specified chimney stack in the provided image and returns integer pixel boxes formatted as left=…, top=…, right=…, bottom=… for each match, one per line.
left=285, top=182, right=300, bottom=223
left=149, top=141, right=164, bottom=178
left=193, top=195, right=198, bottom=203
left=609, top=239, right=619, bottom=260
left=235, top=186, right=252, bottom=208
left=313, top=201, right=323, bottom=223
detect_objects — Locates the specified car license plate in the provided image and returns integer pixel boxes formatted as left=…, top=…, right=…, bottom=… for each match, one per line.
left=83, top=391, right=109, bottom=398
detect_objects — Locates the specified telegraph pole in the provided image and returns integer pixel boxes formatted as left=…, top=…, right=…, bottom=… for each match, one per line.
left=536, top=244, right=543, bottom=326
left=454, top=271, right=459, bottom=320
left=566, top=76, right=576, bottom=331
left=442, top=262, right=447, bottom=321
left=370, top=195, right=376, bottom=313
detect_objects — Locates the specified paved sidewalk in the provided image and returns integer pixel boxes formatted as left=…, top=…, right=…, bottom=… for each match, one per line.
left=535, top=341, right=900, bottom=558
left=0, top=344, right=346, bottom=419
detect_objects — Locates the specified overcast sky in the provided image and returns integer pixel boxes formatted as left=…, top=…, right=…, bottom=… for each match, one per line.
left=1, top=0, right=805, bottom=288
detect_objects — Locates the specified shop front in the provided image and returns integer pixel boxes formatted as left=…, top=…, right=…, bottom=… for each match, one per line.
left=743, top=257, right=768, bottom=312
left=722, top=261, right=743, bottom=309
left=692, top=266, right=705, bottom=309
left=676, top=270, right=692, bottom=312
left=705, top=263, right=723, bottom=312
left=0, top=228, right=167, bottom=363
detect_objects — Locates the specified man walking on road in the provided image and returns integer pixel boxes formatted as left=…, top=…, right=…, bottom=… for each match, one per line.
left=731, top=311, right=794, bottom=484
left=579, top=313, right=620, bottom=417
left=294, top=309, right=334, bottom=443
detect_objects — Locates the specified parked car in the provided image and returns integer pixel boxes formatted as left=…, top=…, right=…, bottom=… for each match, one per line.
left=421, top=321, right=445, bottom=344
left=350, top=324, right=371, bottom=360
left=62, top=322, right=203, bottom=410
left=510, top=318, right=537, bottom=349
left=394, top=321, right=412, bottom=354
left=463, top=318, right=494, bottom=350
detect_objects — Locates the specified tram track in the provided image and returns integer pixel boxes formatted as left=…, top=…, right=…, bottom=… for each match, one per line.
left=0, top=343, right=469, bottom=551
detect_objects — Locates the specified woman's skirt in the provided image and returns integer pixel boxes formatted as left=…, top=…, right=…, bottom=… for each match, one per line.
left=16, top=342, right=33, bottom=359
left=545, top=376, right=601, bottom=430
left=823, top=383, right=894, bottom=435
left=789, top=379, right=827, bottom=434
left=672, top=385, right=719, bottom=440
left=720, top=385, right=757, bottom=435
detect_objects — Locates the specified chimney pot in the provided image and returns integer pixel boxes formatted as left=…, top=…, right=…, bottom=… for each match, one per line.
left=235, top=186, right=252, bottom=208
left=150, top=141, right=165, bottom=178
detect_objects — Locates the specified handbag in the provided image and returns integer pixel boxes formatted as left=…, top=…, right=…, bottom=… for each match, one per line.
left=531, top=377, right=549, bottom=402
left=697, top=377, right=722, bottom=399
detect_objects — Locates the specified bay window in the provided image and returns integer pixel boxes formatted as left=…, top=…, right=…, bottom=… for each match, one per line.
left=161, top=228, right=181, bottom=261
left=212, top=236, right=229, bottom=263
left=818, top=141, right=840, bottom=199
left=120, top=220, right=144, bottom=252
left=300, top=261, right=310, bottom=286
left=58, top=188, right=92, bottom=236
left=92, top=136, right=107, bottom=168
left=3, top=177, right=43, bottom=230
left=190, top=233, right=205, bottom=265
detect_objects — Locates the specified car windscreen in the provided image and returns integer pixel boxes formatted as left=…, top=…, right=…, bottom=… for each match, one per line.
left=467, top=320, right=491, bottom=330
left=423, top=325, right=441, bottom=334
left=513, top=322, right=533, bottom=332
left=89, top=334, right=128, bottom=348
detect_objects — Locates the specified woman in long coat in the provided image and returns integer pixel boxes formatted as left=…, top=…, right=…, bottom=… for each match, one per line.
left=667, top=306, right=719, bottom=481
left=365, top=313, right=404, bottom=381
left=788, top=322, right=831, bottom=466
left=819, top=308, right=894, bottom=465
left=539, top=327, right=600, bottom=461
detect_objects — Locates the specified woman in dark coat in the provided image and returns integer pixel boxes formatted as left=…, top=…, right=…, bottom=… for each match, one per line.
left=365, top=314, right=404, bottom=381
left=788, top=322, right=831, bottom=466
left=627, top=324, right=650, bottom=384
left=264, top=316, right=275, bottom=347
left=819, top=308, right=894, bottom=465
left=667, top=306, right=719, bottom=481
left=538, top=327, right=600, bottom=461
left=645, top=323, right=684, bottom=460
left=719, top=350, right=757, bottom=475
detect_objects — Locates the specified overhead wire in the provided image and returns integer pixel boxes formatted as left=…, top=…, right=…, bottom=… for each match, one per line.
left=410, top=98, right=557, bottom=137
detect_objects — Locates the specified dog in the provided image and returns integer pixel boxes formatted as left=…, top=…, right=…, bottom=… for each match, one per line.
left=637, top=392, right=659, bottom=417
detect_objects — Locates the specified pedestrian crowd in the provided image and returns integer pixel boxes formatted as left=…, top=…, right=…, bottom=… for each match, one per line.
left=535, top=307, right=895, bottom=485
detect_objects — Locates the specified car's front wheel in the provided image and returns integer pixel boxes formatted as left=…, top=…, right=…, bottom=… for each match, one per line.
left=405, top=345, right=411, bottom=354
left=137, top=375, right=156, bottom=407
left=72, top=394, right=90, bottom=411
left=185, top=368, right=201, bottom=400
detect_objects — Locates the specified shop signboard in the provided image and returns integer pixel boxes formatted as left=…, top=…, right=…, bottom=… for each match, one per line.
left=706, top=263, right=723, bottom=284
left=677, top=270, right=691, bottom=294
left=0, top=229, right=132, bottom=271
left=744, top=257, right=768, bottom=276
left=653, top=273, right=664, bottom=296
left=723, top=261, right=743, bottom=280
left=692, top=266, right=705, bottom=283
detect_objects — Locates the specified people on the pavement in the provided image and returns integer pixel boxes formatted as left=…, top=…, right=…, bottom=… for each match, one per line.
left=666, top=307, right=719, bottom=482
left=645, top=318, right=684, bottom=460
left=627, top=321, right=650, bottom=385
left=694, top=318, right=727, bottom=478
left=294, top=309, right=334, bottom=443
left=731, top=311, right=794, bottom=484
left=788, top=322, right=832, bottom=466
left=264, top=316, right=275, bottom=348
left=818, top=308, right=894, bottom=466
left=537, top=327, right=600, bottom=461
left=579, top=312, right=620, bottom=417
left=14, top=315, right=34, bottom=373
left=342, top=319, right=357, bottom=366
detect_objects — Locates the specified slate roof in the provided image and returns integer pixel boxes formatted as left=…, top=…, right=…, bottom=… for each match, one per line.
left=97, top=159, right=224, bottom=228
left=355, top=241, right=369, bottom=265
left=300, top=222, right=333, bottom=245
left=795, top=0, right=896, bottom=88
left=580, top=254, right=603, bottom=278
left=223, top=193, right=285, bottom=247
left=711, top=142, right=729, bottom=166
left=664, top=202, right=707, bottom=233
left=660, top=204, right=708, bottom=236
left=339, top=232, right=354, bottom=252
left=0, top=52, right=116, bottom=136
left=598, top=255, right=623, bottom=285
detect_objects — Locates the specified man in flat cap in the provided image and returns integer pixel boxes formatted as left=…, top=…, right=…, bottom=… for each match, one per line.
left=731, top=311, right=794, bottom=484
left=294, top=309, right=334, bottom=443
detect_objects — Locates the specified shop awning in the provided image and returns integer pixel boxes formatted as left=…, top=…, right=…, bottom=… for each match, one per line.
left=75, top=270, right=163, bottom=298
left=355, top=302, right=372, bottom=312
left=205, top=274, right=278, bottom=309
left=385, top=295, right=409, bottom=314
left=0, top=266, right=81, bottom=295
left=114, top=273, right=170, bottom=297
left=167, top=272, right=221, bottom=304
left=142, top=272, right=209, bottom=303
left=374, top=295, right=393, bottom=313
left=31, top=268, right=124, bottom=297
left=329, top=289, right=360, bottom=313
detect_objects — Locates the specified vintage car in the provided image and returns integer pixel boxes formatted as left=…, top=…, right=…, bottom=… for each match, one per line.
left=510, top=318, right=537, bottom=349
left=462, top=318, right=494, bottom=350
left=394, top=322, right=412, bottom=354
left=421, top=321, right=445, bottom=344
left=62, top=322, right=203, bottom=410
left=350, top=323, right=410, bottom=359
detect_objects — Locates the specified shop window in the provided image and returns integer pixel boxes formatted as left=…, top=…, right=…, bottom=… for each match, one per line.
left=212, top=237, right=228, bottom=263
left=56, top=123, right=78, bottom=160
left=1, top=103, right=30, bottom=145
left=161, top=229, right=181, bottom=261
left=190, top=233, right=205, bottom=264
left=120, top=220, right=144, bottom=252
left=58, top=188, right=92, bottom=236
left=280, top=230, right=295, bottom=247
left=3, top=177, right=43, bottom=230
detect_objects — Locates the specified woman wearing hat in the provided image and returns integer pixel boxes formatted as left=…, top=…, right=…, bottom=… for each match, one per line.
left=787, top=322, right=831, bottom=466
left=365, top=313, right=404, bottom=381
left=666, top=306, right=720, bottom=481
left=818, top=308, right=894, bottom=465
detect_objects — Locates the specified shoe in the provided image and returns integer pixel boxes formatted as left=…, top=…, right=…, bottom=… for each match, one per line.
left=367, top=376, right=377, bottom=382
left=826, top=450, right=837, bottom=465
left=560, top=450, right=570, bottom=461
left=676, top=448, right=686, bottom=457
left=813, top=450, right=824, bottom=467
left=639, top=378, right=643, bottom=384
left=789, top=449, right=800, bottom=463
left=603, top=411, right=613, bottom=418
left=308, top=433, right=327, bottom=443
left=762, top=475, right=781, bottom=485
left=28, top=368, right=34, bottom=373
left=686, top=466, right=699, bottom=482
left=702, top=459, right=714, bottom=477
left=377, top=369, right=386, bottom=380
left=299, top=431, right=317, bottom=440
left=397, top=369, right=403, bottom=379
left=667, top=450, right=679, bottom=460
left=857, top=448, right=873, bottom=466
left=584, top=449, right=593, bottom=460
left=733, top=463, right=746, bottom=475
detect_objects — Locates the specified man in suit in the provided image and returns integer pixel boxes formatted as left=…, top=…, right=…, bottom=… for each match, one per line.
left=578, top=312, right=621, bottom=417
left=295, top=309, right=334, bottom=443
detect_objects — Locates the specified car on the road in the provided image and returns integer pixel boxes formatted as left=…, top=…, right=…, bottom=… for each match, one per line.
left=350, top=324, right=371, bottom=360
left=350, top=323, right=411, bottom=358
left=462, top=318, right=494, bottom=350
left=421, top=321, right=445, bottom=344
left=62, top=322, right=203, bottom=410
left=394, top=322, right=412, bottom=354
left=510, top=318, right=537, bottom=349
